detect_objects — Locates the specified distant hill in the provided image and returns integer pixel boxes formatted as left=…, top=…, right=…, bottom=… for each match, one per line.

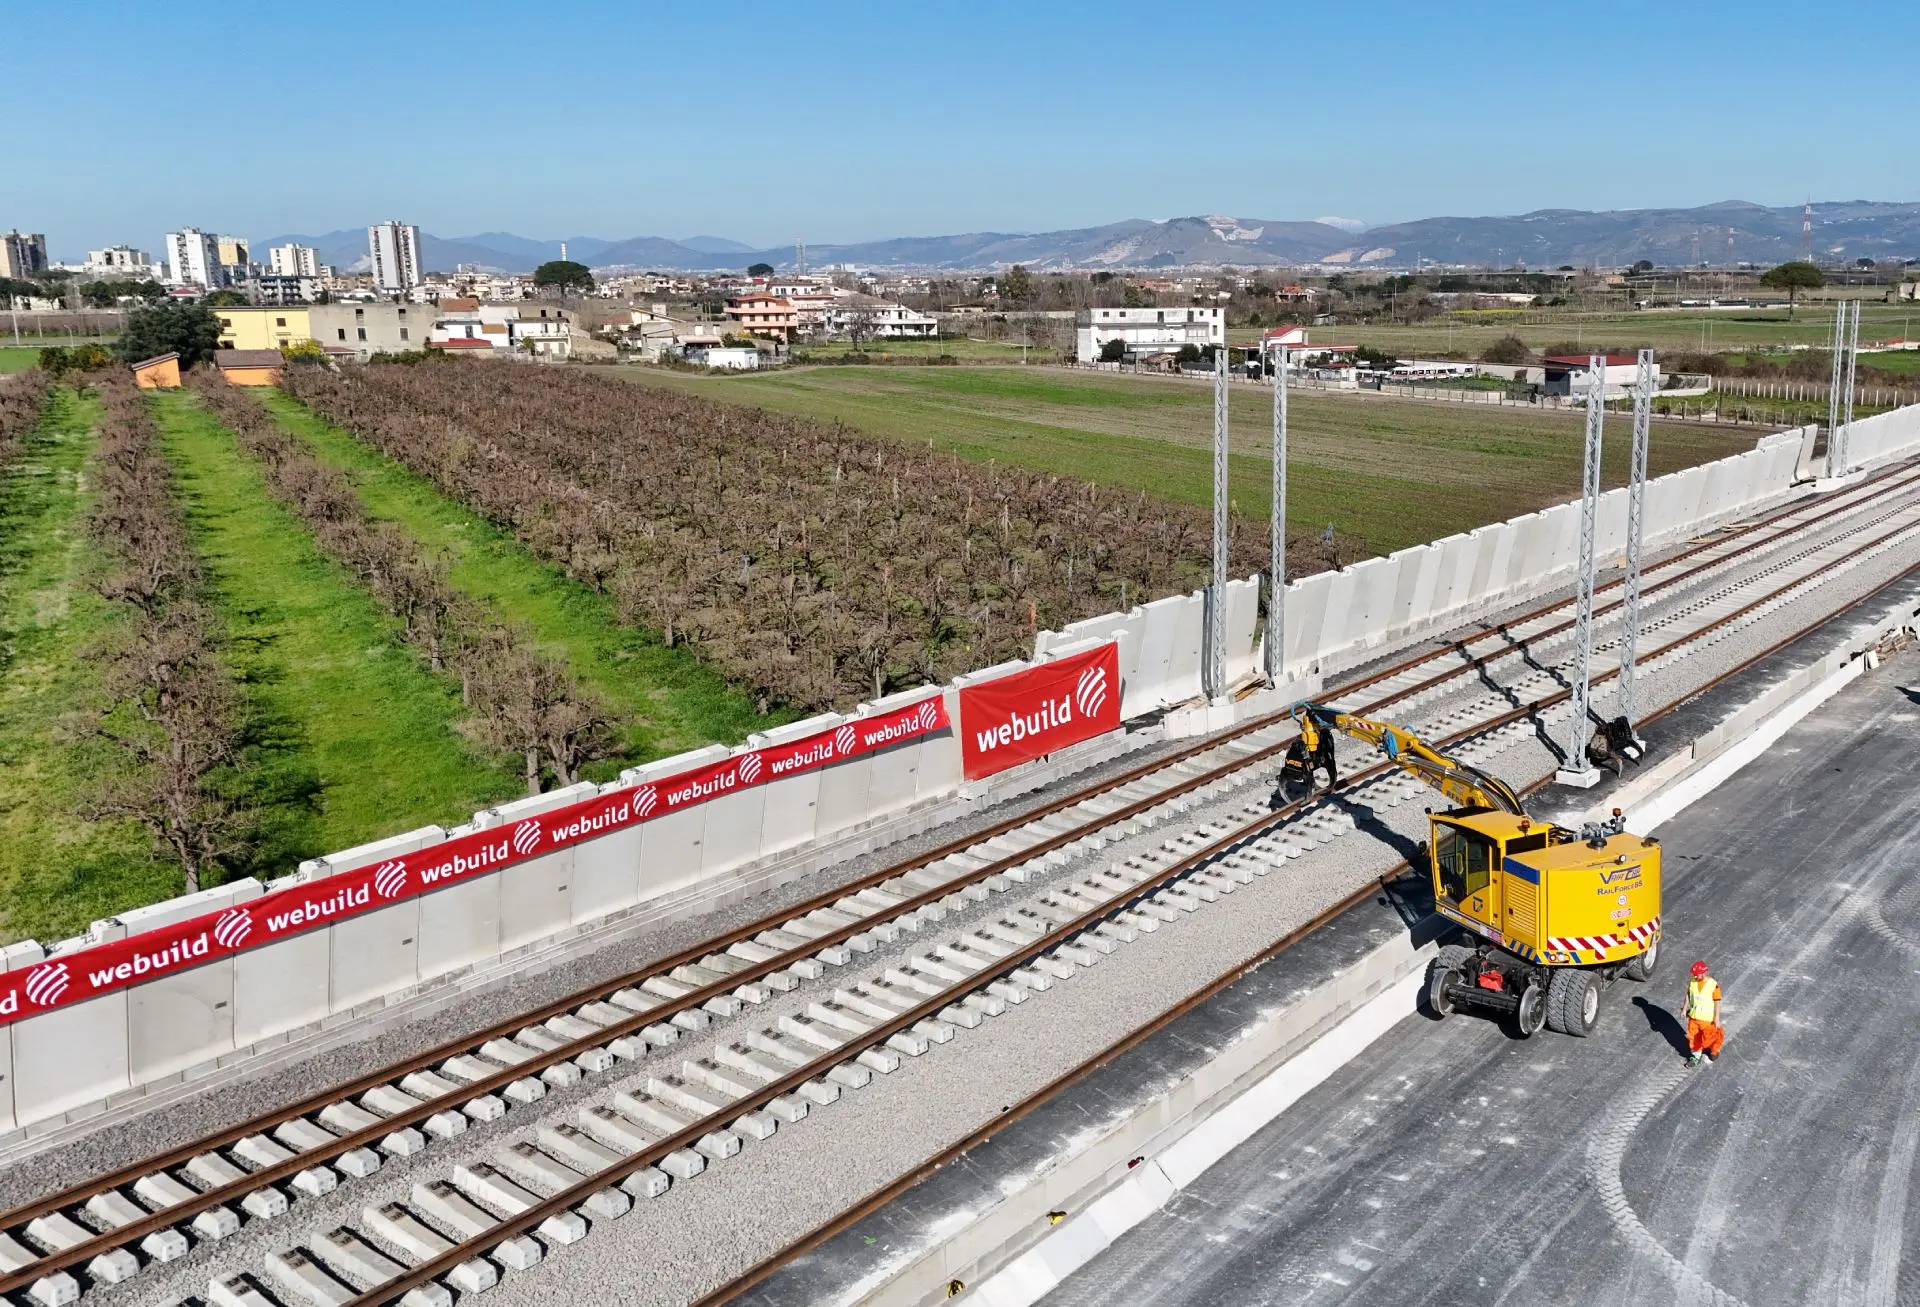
left=677, top=235, right=757, bottom=254
left=258, top=201, right=1920, bottom=276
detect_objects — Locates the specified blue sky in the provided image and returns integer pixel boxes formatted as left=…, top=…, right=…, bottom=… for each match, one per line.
left=5, top=0, right=1913, bottom=256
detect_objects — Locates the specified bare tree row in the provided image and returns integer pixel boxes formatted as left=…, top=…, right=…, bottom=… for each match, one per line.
left=283, top=365, right=1342, bottom=713
left=190, top=378, right=614, bottom=794
left=0, top=369, right=52, bottom=457
left=84, top=374, right=253, bottom=893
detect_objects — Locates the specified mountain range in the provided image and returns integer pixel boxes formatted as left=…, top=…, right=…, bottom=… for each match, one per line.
left=263, top=200, right=1920, bottom=276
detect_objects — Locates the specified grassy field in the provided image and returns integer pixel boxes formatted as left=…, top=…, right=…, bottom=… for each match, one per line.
left=1229, top=302, right=1919, bottom=358
left=0, top=348, right=40, bottom=374
left=793, top=336, right=1057, bottom=364
left=151, top=391, right=521, bottom=884
left=0, top=389, right=176, bottom=943
left=260, top=391, right=783, bottom=766
left=612, top=364, right=1756, bottom=555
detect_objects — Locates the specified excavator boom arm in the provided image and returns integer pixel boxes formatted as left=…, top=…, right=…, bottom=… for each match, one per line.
left=1294, top=703, right=1525, bottom=815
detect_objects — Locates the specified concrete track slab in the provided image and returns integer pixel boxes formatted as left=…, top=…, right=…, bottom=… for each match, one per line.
left=1046, top=648, right=1920, bottom=1307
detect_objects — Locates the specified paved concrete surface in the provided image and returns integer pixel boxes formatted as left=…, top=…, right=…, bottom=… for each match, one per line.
left=1047, top=648, right=1920, bottom=1307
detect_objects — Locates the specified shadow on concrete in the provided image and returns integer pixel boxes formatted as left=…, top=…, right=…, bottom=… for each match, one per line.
left=1633, top=995, right=1690, bottom=1056
left=1899, top=685, right=1920, bottom=707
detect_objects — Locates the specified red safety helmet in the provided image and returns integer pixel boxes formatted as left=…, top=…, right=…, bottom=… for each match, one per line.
left=1690, top=960, right=1709, bottom=977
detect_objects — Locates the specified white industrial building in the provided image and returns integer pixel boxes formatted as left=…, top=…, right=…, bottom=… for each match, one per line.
left=84, top=245, right=160, bottom=278
left=1542, top=353, right=1663, bottom=399
left=369, top=220, right=423, bottom=293
left=1075, top=306, right=1225, bottom=362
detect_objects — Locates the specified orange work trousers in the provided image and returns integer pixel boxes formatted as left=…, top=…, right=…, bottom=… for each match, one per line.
left=1687, top=1019, right=1725, bottom=1058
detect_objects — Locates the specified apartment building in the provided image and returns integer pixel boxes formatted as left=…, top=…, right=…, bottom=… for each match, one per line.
left=213, top=302, right=427, bottom=359
left=369, top=221, right=423, bottom=293
left=2, top=230, right=49, bottom=278
left=165, top=229, right=223, bottom=287
left=268, top=243, right=322, bottom=277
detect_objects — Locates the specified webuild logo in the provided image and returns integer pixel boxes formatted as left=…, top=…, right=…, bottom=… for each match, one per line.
left=214, top=907, right=253, bottom=947
left=416, top=835, right=513, bottom=887
left=958, top=645, right=1120, bottom=781
left=85, top=934, right=210, bottom=989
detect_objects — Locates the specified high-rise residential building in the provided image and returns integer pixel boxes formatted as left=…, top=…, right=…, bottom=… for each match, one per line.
left=269, top=243, right=322, bottom=277
left=368, top=221, right=422, bottom=292
left=165, top=229, right=223, bottom=287
left=216, top=234, right=249, bottom=267
left=1, top=230, right=49, bottom=279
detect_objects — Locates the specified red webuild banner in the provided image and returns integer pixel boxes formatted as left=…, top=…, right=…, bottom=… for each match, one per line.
left=0, top=696, right=949, bottom=1026
left=958, top=643, right=1121, bottom=781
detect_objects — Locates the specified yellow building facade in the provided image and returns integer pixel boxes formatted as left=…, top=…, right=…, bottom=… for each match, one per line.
left=213, top=306, right=311, bottom=351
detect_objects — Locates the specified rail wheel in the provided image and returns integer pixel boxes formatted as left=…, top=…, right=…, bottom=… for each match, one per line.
left=1515, top=980, right=1547, bottom=1038
left=1623, top=936, right=1660, bottom=982
left=1426, top=944, right=1474, bottom=1019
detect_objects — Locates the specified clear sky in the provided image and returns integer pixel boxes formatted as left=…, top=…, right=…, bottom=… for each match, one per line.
left=5, top=0, right=1912, bottom=256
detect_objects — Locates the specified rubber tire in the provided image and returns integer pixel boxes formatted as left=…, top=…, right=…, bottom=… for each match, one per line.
left=1545, top=967, right=1601, bottom=1037
left=1426, top=945, right=1474, bottom=1019
left=1514, top=982, right=1547, bottom=1038
left=1622, top=936, right=1660, bottom=983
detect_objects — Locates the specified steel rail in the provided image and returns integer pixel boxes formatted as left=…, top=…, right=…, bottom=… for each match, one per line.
left=344, top=551, right=1920, bottom=1307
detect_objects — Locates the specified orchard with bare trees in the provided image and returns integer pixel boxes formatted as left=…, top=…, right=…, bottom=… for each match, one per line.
left=284, top=364, right=1306, bottom=713
left=1, top=369, right=52, bottom=457
left=83, top=374, right=254, bottom=893
left=191, top=376, right=615, bottom=795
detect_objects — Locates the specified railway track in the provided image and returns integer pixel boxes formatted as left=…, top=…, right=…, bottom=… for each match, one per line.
left=5, top=465, right=1920, bottom=1307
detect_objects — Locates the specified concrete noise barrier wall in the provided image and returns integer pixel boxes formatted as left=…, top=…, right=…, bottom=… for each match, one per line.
left=1844, top=404, right=1920, bottom=471
left=1036, top=426, right=1818, bottom=695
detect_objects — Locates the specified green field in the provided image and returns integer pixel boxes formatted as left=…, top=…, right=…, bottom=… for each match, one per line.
left=1231, top=302, right=1920, bottom=359
left=0, top=389, right=178, bottom=942
left=151, top=391, right=520, bottom=884
left=793, top=336, right=1057, bottom=364
left=260, top=391, right=783, bottom=765
left=613, top=364, right=1755, bottom=555
left=0, top=348, right=40, bottom=374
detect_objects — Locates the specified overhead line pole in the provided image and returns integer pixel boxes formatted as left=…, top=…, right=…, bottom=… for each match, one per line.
left=1826, top=300, right=1847, bottom=475
left=1617, top=349, right=1654, bottom=740
left=1557, top=354, right=1606, bottom=787
left=1208, top=348, right=1229, bottom=702
left=1268, top=343, right=1288, bottom=685
left=1835, top=299, right=1850, bottom=474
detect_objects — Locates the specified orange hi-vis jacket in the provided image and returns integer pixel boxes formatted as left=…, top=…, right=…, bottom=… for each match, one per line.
left=1688, top=976, right=1722, bottom=1025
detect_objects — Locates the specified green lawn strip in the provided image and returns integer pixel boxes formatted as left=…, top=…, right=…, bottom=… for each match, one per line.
left=0, top=388, right=174, bottom=943
left=151, top=389, right=520, bottom=881
left=0, top=348, right=41, bottom=374
left=259, top=390, right=782, bottom=766
left=613, top=366, right=1753, bottom=555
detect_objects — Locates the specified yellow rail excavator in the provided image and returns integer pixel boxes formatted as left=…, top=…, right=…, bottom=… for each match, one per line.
left=1285, top=703, right=1663, bottom=1037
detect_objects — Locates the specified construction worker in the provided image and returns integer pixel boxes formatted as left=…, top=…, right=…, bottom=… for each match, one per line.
left=1685, top=960, right=1724, bottom=1066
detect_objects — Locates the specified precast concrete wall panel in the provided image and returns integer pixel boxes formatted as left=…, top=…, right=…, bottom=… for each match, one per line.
left=569, top=799, right=643, bottom=926
left=12, top=992, right=130, bottom=1125
left=1161, top=593, right=1206, bottom=704
left=1284, top=571, right=1334, bottom=669
left=917, top=687, right=965, bottom=799
left=329, top=900, right=421, bottom=1012
left=474, top=785, right=598, bottom=953
left=1127, top=599, right=1182, bottom=708
left=1435, top=533, right=1476, bottom=617
left=0, top=944, right=45, bottom=1132
left=416, top=874, right=504, bottom=981
left=497, top=850, right=577, bottom=954
left=700, top=787, right=768, bottom=875
left=1318, top=568, right=1360, bottom=652
left=749, top=715, right=839, bottom=855
left=128, top=957, right=235, bottom=1083
left=813, top=754, right=874, bottom=839
left=1403, top=544, right=1442, bottom=630
left=754, top=770, right=821, bottom=858
left=1224, top=577, right=1262, bottom=682
left=233, top=927, right=330, bottom=1045
left=636, top=806, right=709, bottom=904
left=861, top=741, right=922, bottom=818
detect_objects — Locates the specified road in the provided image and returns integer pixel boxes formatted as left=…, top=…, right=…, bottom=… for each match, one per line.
left=1048, top=650, right=1920, bottom=1307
